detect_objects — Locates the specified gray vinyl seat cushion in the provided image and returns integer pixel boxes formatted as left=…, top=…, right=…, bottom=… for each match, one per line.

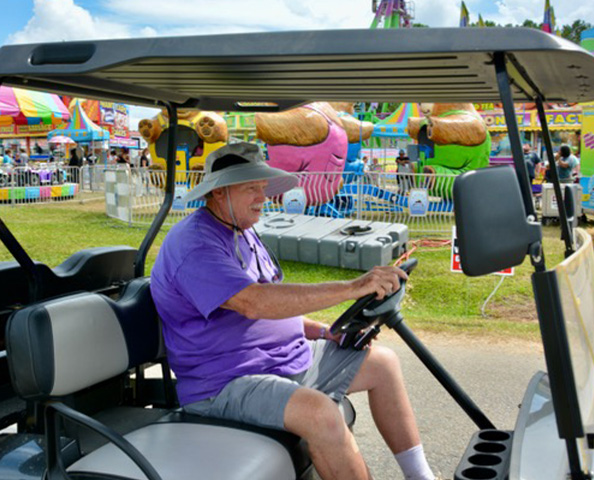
left=67, top=422, right=295, bottom=480
left=68, top=399, right=354, bottom=480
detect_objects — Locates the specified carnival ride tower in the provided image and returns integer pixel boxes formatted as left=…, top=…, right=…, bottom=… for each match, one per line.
left=370, top=0, right=415, bottom=29
left=365, top=1, right=415, bottom=117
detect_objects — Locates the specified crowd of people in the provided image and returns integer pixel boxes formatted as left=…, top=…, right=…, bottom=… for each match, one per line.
left=1, top=139, right=581, bottom=192
left=1, top=148, right=29, bottom=166
left=523, top=143, right=581, bottom=186
left=359, top=149, right=413, bottom=191
left=358, top=143, right=581, bottom=192
left=56, top=146, right=152, bottom=167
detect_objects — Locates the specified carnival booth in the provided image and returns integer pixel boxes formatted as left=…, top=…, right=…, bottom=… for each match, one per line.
left=0, top=87, right=75, bottom=201
left=480, top=104, right=583, bottom=166
left=48, top=99, right=110, bottom=148
left=45, top=100, right=108, bottom=198
left=0, top=86, right=70, bottom=160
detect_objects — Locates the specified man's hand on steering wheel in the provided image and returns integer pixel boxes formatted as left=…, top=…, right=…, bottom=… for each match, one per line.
left=349, top=265, right=408, bottom=301
left=331, top=259, right=418, bottom=350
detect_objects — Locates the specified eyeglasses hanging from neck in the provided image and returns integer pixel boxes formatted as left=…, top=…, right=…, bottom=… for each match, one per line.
left=245, top=231, right=284, bottom=284
left=204, top=206, right=283, bottom=283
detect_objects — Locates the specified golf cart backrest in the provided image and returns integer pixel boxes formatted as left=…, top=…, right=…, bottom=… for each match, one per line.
left=0, top=246, right=137, bottom=314
left=6, top=276, right=160, bottom=401
left=453, top=167, right=542, bottom=276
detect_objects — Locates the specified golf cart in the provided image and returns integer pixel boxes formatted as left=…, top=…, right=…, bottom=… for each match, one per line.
left=0, top=27, right=593, bottom=480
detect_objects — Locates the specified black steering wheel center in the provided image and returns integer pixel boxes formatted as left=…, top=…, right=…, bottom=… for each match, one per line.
left=329, top=259, right=418, bottom=350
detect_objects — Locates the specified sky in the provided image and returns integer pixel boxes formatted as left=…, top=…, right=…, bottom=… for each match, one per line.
left=1, top=0, right=593, bottom=128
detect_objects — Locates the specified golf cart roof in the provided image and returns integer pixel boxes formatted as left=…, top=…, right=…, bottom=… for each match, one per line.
left=0, top=27, right=593, bottom=110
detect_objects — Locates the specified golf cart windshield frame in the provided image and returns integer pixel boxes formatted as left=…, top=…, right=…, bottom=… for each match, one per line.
left=0, top=27, right=593, bottom=477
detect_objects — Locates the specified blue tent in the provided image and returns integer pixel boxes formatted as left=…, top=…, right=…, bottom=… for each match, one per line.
left=48, top=100, right=110, bottom=142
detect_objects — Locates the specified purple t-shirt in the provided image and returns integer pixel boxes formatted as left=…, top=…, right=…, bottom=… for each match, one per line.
left=151, top=208, right=312, bottom=405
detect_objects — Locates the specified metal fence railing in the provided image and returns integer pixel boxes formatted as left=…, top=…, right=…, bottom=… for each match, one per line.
left=0, top=165, right=83, bottom=206
left=106, top=168, right=456, bottom=235
left=80, top=165, right=108, bottom=193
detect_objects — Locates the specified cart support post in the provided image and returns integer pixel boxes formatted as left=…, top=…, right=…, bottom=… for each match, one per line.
left=535, top=97, right=575, bottom=257
left=134, top=103, right=178, bottom=277
left=493, top=53, right=537, bottom=219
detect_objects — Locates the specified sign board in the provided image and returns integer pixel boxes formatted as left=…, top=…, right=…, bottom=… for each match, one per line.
left=100, top=102, right=130, bottom=138
left=408, top=188, right=429, bottom=217
left=450, top=227, right=514, bottom=276
left=479, top=108, right=583, bottom=131
left=584, top=176, right=594, bottom=213
left=283, top=187, right=307, bottom=214
left=0, top=122, right=65, bottom=138
left=172, top=185, right=188, bottom=211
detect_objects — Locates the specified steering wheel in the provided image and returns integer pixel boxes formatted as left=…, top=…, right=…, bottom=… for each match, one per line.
left=330, top=258, right=418, bottom=350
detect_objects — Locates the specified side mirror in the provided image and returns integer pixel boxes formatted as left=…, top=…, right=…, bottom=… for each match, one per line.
left=453, top=167, right=542, bottom=276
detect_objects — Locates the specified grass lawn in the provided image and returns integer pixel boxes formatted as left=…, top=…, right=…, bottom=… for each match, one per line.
left=0, top=198, right=571, bottom=341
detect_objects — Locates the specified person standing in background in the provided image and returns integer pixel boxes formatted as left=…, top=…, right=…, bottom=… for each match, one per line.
left=522, top=144, right=541, bottom=186
left=396, top=149, right=413, bottom=193
left=67, top=148, right=82, bottom=184
left=117, top=148, right=130, bottom=165
left=3, top=149, right=14, bottom=165
left=555, top=144, right=578, bottom=184
left=139, top=148, right=150, bottom=167
left=16, top=148, right=29, bottom=166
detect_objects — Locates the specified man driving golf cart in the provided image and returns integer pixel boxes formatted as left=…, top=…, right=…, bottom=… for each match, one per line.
left=150, top=141, right=434, bottom=480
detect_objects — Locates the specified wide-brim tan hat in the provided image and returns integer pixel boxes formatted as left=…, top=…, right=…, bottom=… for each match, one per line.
left=182, top=142, right=297, bottom=203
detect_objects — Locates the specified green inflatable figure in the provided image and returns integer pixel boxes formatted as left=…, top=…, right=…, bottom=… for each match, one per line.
left=407, top=103, right=491, bottom=195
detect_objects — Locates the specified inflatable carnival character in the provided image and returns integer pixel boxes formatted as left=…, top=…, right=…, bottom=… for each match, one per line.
left=255, top=102, right=373, bottom=205
left=139, top=109, right=227, bottom=187
left=407, top=103, right=491, bottom=195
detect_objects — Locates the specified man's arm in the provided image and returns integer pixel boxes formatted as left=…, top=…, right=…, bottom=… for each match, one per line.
left=221, top=265, right=407, bottom=320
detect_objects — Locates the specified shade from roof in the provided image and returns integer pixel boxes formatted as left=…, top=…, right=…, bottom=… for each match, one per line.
left=47, top=99, right=110, bottom=142
left=373, top=103, right=421, bottom=138
left=0, top=28, right=593, bottom=109
left=0, top=86, right=70, bottom=126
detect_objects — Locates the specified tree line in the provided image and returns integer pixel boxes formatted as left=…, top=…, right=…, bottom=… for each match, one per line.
left=410, top=19, right=592, bottom=45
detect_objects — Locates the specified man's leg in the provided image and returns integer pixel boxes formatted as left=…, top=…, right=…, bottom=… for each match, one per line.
left=347, top=345, right=433, bottom=480
left=284, top=388, right=371, bottom=480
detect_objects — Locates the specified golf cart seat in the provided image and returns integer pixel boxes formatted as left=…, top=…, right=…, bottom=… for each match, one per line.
left=6, top=276, right=353, bottom=480
left=0, top=245, right=137, bottom=310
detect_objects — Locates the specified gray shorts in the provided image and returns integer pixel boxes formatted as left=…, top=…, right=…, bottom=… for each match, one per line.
left=183, top=339, right=368, bottom=430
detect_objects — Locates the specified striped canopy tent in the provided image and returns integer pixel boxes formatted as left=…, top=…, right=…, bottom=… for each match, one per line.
left=372, top=103, right=421, bottom=138
left=0, top=86, right=70, bottom=127
left=48, top=99, right=109, bottom=143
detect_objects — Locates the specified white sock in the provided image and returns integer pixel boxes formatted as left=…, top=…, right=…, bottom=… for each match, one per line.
left=394, top=444, right=434, bottom=480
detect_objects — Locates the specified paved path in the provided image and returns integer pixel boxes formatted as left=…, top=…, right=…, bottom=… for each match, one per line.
left=342, top=331, right=545, bottom=480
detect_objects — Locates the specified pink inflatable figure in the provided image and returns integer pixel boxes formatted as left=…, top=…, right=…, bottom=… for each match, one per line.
left=256, top=102, right=348, bottom=205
